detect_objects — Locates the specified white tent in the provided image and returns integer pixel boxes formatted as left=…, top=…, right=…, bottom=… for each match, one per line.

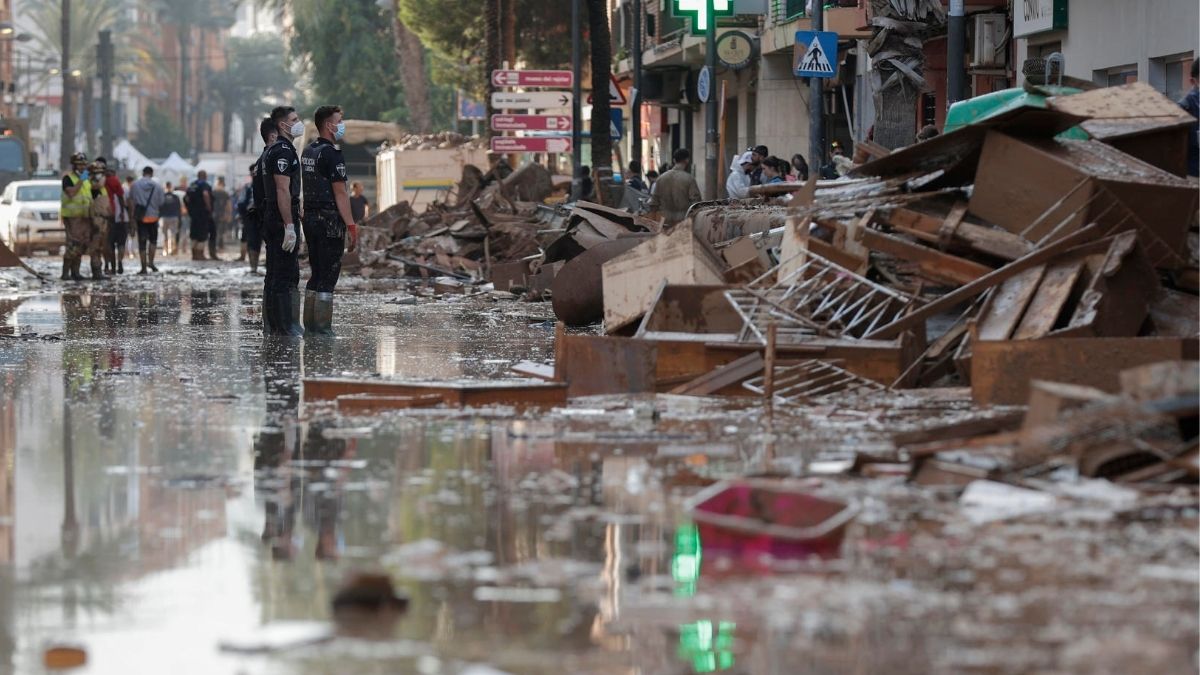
left=158, top=152, right=195, bottom=186
left=112, top=139, right=160, bottom=176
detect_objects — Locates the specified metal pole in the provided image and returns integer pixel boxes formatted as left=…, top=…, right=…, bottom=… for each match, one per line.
left=570, top=0, right=582, bottom=177
left=59, top=0, right=72, bottom=171
left=703, top=1, right=718, bottom=199
left=631, top=0, right=642, bottom=167
left=98, top=30, right=113, bottom=160
left=947, top=0, right=966, bottom=107
left=808, top=0, right=824, bottom=176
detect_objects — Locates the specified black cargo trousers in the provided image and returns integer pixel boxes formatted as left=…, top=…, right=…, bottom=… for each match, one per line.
left=302, top=207, right=345, bottom=293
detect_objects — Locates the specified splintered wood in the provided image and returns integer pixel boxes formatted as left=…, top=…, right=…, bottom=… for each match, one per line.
left=724, top=251, right=921, bottom=345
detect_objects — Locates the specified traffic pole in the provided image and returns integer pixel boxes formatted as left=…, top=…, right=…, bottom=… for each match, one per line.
left=947, top=0, right=966, bottom=107
left=571, top=0, right=582, bottom=178
left=98, top=30, right=113, bottom=160
left=808, top=0, right=824, bottom=176
left=631, top=0, right=642, bottom=167
left=703, top=0, right=718, bottom=199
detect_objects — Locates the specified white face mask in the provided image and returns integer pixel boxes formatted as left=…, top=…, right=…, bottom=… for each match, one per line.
left=288, top=120, right=304, bottom=138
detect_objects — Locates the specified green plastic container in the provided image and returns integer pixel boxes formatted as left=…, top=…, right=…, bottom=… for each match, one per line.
left=944, top=85, right=1090, bottom=140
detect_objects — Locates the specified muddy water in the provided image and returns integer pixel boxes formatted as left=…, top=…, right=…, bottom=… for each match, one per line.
left=0, top=281, right=1197, bottom=675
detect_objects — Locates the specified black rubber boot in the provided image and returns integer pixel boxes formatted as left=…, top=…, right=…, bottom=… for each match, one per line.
left=91, top=263, right=105, bottom=280
left=138, top=252, right=148, bottom=275
left=263, top=293, right=282, bottom=336
left=313, top=292, right=335, bottom=337
left=71, top=259, right=84, bottom=282
left=286, top=289, right=304, bottom=337
left=148, top=248, right=158, bottom=272
left=302, top=290, right=316, bottom=334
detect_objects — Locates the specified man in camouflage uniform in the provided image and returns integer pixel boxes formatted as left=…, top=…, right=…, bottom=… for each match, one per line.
left=60, top=152, right=92, bottom=281
left=86, top=162, right=112, bottom=280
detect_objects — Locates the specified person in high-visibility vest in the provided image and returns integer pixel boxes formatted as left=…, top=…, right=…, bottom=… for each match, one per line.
left=60, top=152, right=93, bottom=282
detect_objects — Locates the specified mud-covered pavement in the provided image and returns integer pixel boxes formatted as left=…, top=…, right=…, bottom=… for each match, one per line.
left=0, top=259, right=1196, bottom=675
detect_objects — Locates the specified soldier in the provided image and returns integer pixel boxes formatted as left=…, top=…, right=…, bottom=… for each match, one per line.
left=86, top=162, right=112, bottom=280
left=261, top=106, right=305, bottom=337
left=60, top=152, right=92, bottom=281
left=300, top=105, right=358, bottom=335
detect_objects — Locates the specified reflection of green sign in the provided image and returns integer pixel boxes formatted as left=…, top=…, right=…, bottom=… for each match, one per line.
left=673, top=0, right=735, bottom=35
left=679, top=620, right=736, bottom=673
left=671, top=523, right=702, bottom=597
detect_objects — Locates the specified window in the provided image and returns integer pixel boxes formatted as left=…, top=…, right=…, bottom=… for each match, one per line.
left=1095, top=64, right=1137, bottom=87
left=17, top=185, right=60, bottom=202
left=771, top=0, right=807, bottom=23
left=658, top=0, right=686, bottom=37
left=1151, top=52, right=1194, bottom=103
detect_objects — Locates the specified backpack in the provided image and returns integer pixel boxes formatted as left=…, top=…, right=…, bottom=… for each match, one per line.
left=185, top=181, right=207, bottom=214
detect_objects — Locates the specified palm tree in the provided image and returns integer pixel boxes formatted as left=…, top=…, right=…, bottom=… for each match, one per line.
left=586, top=0, right=612, bottom=177
left=867, top=0, right=945, bottom=148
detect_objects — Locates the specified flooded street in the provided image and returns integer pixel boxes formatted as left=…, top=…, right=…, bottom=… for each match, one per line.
left=0, top=263, right=1196, bottom=675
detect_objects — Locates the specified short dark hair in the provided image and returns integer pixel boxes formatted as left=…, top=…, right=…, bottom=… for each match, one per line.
left=753, top=145, right=769, bottom=157
left=142, top=166, right=153, bottom=176
left=673, top=148, right=691, bottom=164
left=259, top=117, right=275, bottom=143
left=270, top=106, right=295, bottom=126
left=314, top=105, right=342, bottom=131
left=95, top=156, right=108, bottom=165
left=628, top=160, right=642, bottom=175
left=580, top=165, right=591, bottom=176
left=646, top=170, right=659, bottom=179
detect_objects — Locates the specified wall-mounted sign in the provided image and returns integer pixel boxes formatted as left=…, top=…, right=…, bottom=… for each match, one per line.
left=1014, top=0, right=1068, bottom=38
left=716, top=30, right=756, bottom=70
left=673, top=0, right=734, bottom=36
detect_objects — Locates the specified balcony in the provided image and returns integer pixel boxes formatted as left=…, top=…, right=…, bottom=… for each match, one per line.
left=763, top=1, right=871, bottom=54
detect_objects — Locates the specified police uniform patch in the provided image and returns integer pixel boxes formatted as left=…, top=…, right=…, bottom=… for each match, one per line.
left=336, top=163, right=346, bottom=178
left=276, top=158, right=289, bottom=174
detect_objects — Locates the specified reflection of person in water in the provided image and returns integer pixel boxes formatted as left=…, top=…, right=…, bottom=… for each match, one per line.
left=255, top=341, right=354, bottom=560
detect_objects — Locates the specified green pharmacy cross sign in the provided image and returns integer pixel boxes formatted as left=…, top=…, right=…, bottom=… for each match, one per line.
left=673, top=0, right=735, bottom=35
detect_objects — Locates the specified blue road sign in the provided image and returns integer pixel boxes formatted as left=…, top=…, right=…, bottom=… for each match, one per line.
left=610, top=108, right=624, bottom=141
left=793, top=30, right=838, bottom=79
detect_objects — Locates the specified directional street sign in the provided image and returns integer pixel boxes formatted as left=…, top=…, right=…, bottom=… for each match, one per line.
left=491, top=136, right=573, bottom=153
left=491, top=91, right=574, bottom=109
left=610, top=108, right=624, bottom=141
left=490, top=114, right=573, bottom=131
left=491, top=69, right=574, bottom=88
left=793, top=30, right=838, bottom=78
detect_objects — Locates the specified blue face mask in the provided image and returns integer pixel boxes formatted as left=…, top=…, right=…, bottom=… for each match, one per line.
left=80, top=169, right=89, bottom=180
left=334, top=122, right=346, bottom=141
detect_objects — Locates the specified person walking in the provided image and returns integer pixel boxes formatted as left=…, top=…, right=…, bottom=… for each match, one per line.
left=185, top=171, right=214, bottom=261
left=85, top=162, right=112, bottom=280
left=626, top=160, right=649, bottom=192
left=159, top=182, right=182, bottom=256
left=60, top=152, right=93, bottom=281
left=212, top=177, right=232, bottom=259
left=129, top=166, right=165, bottom=274
left=648, top=148, right=703, bottom=227
left=348, top=182, right=369, bottom=223
left=301, top=105, right=358, bottom=336
left=261, top=106, right=305, bottom=337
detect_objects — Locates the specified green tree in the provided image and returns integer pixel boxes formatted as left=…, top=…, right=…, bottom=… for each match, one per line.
left=206, top=34, right=293, bottom=152
left=290, top=0, right=406, bottom=123
left=136, top=104, right=191, bottom=158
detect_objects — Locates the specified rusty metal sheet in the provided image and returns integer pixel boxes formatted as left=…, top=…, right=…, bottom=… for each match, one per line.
left=557, top=334, right=658, bottom=397
left=550, top=237, right=647, bottom=326
left=970, top=337, right=1198, bottom=406
left=1055, top=232, right=1159, bottom=338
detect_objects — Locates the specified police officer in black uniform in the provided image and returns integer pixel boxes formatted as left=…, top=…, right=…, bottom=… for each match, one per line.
left=243, top=117, right=277, bottom=277
left=300, top=105, right=358, bottom=336
left=260, top=106, right=305, bottom=337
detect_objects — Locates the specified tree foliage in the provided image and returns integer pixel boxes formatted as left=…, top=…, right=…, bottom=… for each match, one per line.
left=136, top=104, right=191, bottom=158
left=206, top=34, right=293, bottom=151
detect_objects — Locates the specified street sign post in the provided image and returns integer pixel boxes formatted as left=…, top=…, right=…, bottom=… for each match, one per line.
left=491, top=69, right=574, bottom=88
left=793, top=30, right=838, bottom=78
left=491, top=91, right=574, bottom=109
left=490, top=114, right=573, bottom=131
left=491, top=137, right=573, bottom=153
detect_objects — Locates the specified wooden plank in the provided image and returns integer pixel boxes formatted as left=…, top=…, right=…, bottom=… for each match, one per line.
left=303, top=378, right=568, bottom=409
left=864, top=222, right=1108, bottom=340
left=670, top=351, right=764, bottom=396
left=336, top=394, right=444, bottom=414
left=856, top=227, right=994, bottom=286
left=976, top=266, right=1046, bottom=341
left=970, top=337, right=1197, bottom=405
left=893, top=411, right=1025, bottom=447
left=1012, top=259, right=1086, bottom=339
left=511, top=361, right=556, bottom=381
left=882, top=206, right=1033, bottom=261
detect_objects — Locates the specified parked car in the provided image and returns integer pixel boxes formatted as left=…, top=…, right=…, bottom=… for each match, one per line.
left=0, top=179, right=63, bottom=254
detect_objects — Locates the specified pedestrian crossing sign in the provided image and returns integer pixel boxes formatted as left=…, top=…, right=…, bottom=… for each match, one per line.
left=793, top=30, right=838, bottom=78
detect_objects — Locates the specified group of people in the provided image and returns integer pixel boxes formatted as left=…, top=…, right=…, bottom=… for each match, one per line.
left=59, top=104, right=365, bottom=339
left=725, top=144, right=815, bottom=200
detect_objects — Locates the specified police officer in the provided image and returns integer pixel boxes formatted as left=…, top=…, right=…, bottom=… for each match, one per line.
left=243, top=117, right=277, bottom=277
left=260, top=106, right=305, bottom=337
left=300, top=105, right=358, bottom=336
